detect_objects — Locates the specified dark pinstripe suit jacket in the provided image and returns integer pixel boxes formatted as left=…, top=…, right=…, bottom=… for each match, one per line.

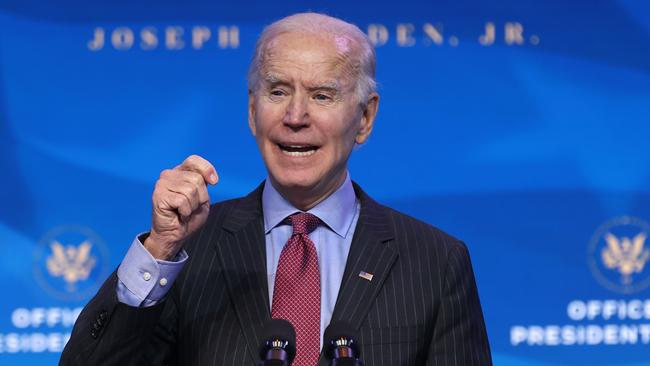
left=60, top=182, right=492, bottom=365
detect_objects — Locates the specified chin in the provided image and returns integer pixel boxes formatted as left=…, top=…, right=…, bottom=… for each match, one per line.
left=271, top=171, right=321, bottom=192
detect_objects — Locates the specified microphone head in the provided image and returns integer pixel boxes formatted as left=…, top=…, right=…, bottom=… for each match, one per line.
left=259, top=318, right=296, bottom=363
left=323, top=321, right=360, bottom=360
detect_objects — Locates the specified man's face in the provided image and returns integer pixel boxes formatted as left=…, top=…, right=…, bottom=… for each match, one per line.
left=248, top=32, right=378, bottom=207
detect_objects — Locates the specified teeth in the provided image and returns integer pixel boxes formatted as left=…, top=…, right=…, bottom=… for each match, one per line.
left=281, top=149, right=317, bottom=157
left=277, top=143, right=318, bottom=157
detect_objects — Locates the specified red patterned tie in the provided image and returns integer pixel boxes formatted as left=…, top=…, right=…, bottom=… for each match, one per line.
left=271, top=212, right=321, bottom=366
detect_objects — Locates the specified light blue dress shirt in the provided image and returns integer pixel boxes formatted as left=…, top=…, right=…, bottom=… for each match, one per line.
left=116, top=173, right=360, bottom=345
left=262, top=175, right=359, bottom=344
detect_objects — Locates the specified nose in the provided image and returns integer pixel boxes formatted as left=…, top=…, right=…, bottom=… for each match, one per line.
left=282, top=93, right=309, bottom=130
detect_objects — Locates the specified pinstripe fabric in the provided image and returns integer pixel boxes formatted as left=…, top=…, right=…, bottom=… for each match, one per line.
left=60, top=182, right=492, bottom=366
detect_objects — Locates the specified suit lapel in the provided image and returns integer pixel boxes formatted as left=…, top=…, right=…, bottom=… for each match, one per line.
left=214, top=184, right=270, bottom=363
left=330, top=183, right=398, bottom=331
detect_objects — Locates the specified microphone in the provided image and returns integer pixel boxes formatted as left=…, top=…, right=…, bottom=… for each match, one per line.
left=323, top=322, right=364, bottom=366
left=258, top=319, right=297, bottom=366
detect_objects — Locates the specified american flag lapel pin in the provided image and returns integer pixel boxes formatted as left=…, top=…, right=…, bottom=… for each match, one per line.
left=358, top=271, right=374, bottom=282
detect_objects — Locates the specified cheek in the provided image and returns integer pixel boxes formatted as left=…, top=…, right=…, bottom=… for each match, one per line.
left=335, top=114, right=362, bottom=144
left=257, top=101, right=288, bottom=123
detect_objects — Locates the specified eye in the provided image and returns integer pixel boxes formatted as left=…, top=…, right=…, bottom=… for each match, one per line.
left=270, top=89, right=286, bottom=97
left=313, top=93, right=332, bottom=102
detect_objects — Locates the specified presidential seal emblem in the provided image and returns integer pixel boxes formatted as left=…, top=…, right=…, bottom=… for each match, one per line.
left=588, top=216, right=650, bottom=294
left=33, top=225, right=110, bottom=301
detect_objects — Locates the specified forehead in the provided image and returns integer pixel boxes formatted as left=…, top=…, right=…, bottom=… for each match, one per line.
left=260, top=32, right=359, bottom=83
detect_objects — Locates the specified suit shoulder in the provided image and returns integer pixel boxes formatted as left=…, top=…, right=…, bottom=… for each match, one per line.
left=197, top=195, right=247, bottom=230
left=208, top=195, right=246, bottom=216
left=377, top=203, right=466, bottom=252
left=182, top=195, right=252, bottom=253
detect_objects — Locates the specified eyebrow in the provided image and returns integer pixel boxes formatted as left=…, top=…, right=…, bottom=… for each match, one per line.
left=263, top=74, right=284, bottom=85
left=262, top=74, right=341, bottom=93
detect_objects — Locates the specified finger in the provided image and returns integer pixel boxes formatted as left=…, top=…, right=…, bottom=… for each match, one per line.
left=178, top=155, right=218, bottom=185
left=159, top=169, right=210, bottom=204
left=158, top=172, right=210, bottom=211
left=155, top=184, right=193, bottom=219
left=178, top=171, right=210, bottom=204
left=162, top=168, right=203, bottom=188
left=165, top=192, right=192, bottom=219
left=167, top=183, right=200, bottom=213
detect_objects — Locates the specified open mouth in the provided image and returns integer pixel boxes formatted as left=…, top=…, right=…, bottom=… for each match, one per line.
left=277, top=143, right=319, bottom=157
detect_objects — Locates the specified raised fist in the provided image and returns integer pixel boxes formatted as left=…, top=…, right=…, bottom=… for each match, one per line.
left=143, top=155, right=218, bottom=260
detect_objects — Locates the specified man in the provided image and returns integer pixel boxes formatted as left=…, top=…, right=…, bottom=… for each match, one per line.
left=61, top=12, right=491, bottom=366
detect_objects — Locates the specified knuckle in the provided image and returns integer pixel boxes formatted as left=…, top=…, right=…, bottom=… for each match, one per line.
left=191, top=184, right=200, bottom=197
left=152, top=182, right=165, bottom=199
left=180, top=171, right=198, bottom=186
left=185, top=154, right=199, bottom=165
left=159, top=169, right=173, bottom=179
left=179, top=199, right=191, bottom=212
left=171, top=194, right=184, bottom=207
left=191, top=172, right=204, bottom=186
left=184, top=192, right=196, bottom=207
left=179, top=172, right=199, bottom=187
left=153, top=193, right=168, bottom=209
left=183, top=186, right=196, bottom=202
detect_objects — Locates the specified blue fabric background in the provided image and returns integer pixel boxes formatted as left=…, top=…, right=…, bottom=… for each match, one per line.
left=1, top=1, right=649, bottom=364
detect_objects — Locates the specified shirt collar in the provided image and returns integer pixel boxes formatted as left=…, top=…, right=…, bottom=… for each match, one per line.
left=262, top=172, right=357, bottom=238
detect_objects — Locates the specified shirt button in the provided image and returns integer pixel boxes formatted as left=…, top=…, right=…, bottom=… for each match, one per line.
left=159, top=278, right=168, bottom=287
left=143, top=272, right=152, bottom=281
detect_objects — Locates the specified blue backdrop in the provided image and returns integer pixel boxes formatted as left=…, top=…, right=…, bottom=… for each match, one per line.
left=1, top=1, right=650, bottom=365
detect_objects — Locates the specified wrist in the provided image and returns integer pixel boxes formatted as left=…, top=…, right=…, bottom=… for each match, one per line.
left=143, top=231, right=178, bottom=261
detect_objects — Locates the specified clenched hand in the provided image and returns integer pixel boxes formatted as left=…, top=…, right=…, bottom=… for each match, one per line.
left=144, top=155, right=218, bottom=260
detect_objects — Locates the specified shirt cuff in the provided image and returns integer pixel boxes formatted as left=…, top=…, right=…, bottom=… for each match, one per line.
left=116, top=233, right=188, bottom=306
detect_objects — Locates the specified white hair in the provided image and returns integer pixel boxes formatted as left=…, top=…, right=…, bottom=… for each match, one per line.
left=247, top=12, right=377, bottom=106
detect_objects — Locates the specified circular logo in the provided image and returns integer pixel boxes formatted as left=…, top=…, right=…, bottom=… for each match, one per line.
left=33, top=225, right=110, bottom=302
left=588, top=216, right=650, bottom=294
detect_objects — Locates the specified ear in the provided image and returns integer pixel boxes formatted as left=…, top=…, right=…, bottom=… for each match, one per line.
left=248, top=90, right=257, bottom=136
left=355, top=93, right=379, bottom=144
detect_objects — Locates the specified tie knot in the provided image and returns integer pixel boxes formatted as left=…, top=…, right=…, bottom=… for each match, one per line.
left=288, top=212, right=321, bottom=235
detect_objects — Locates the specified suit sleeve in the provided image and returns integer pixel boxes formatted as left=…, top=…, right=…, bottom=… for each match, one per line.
left=426, top=243, right=492, bottom=365
left=59, top=271, right=178, bottom=366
